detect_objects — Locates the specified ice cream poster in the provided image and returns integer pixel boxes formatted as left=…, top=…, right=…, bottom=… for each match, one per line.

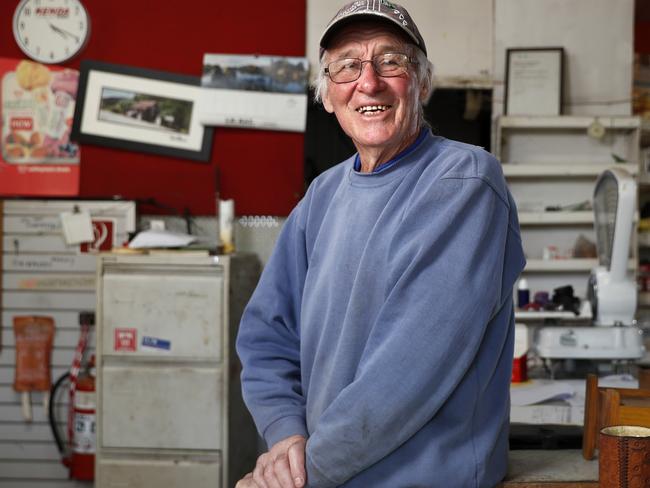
left=0, top=58, right=80, bottom=196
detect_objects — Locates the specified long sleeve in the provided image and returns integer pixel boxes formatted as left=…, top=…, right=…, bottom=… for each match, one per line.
left=236, top=202, right=310, bottom=447
left=305, top=173, right=524, bottom=486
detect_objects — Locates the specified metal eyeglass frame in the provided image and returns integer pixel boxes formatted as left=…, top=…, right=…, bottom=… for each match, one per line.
left=324, top=53, right=417, bottom=84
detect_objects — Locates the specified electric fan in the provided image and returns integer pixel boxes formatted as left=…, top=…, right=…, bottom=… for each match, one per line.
left=536, top=168, right=644, bottom=359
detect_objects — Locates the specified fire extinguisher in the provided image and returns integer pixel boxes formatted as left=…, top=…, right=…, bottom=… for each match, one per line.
left=49, top=312, right=95, bottom=481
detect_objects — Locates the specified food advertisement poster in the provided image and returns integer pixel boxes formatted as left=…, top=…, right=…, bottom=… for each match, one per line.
left=0, top=58, right=80, bottom=196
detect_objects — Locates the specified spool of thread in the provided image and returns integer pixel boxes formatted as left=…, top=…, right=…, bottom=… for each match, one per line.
left=517, top=279, right=530, bottom=308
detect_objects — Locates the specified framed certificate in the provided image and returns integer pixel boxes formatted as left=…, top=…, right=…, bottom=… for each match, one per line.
left=505, top=47, right=564, bottom=115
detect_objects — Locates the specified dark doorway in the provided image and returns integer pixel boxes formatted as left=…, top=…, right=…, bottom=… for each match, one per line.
left=304, top=88, right=493, bottom=186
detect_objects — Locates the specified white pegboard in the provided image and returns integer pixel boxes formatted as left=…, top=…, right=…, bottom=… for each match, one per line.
left=0, top=199, right=135, bottom=488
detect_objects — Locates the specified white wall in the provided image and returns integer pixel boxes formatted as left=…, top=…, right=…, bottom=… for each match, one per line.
left=307, top=0, right=494, bottom=88
left=308, top=0, right=635, bottom=112
left=493, top=0, right=634, bottom=116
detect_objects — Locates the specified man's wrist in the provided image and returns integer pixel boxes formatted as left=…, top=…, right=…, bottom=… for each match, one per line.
left=264, top=414, right=308, bottom=447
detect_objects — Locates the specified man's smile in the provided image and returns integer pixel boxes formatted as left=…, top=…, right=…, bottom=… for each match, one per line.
left=356, top=104, right=391, bottom=114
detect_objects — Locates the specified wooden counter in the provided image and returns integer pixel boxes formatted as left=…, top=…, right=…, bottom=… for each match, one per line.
left=500, top=450, right=598, bottom=487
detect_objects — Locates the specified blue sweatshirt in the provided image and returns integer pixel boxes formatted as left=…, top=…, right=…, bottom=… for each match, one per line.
left=236, top=131, right=526, bottom=487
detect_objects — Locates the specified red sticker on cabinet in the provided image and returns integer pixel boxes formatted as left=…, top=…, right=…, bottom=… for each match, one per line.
left=114, top=328, right=137, bottom=352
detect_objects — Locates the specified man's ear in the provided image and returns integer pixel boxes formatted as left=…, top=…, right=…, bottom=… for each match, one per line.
left=322, top=90, right=335, bottom=113
left=419, top=82, right=432, bottom=105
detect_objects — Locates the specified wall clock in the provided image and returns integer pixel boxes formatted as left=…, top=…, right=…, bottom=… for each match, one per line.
left=13, top=0, right=91, bottom=64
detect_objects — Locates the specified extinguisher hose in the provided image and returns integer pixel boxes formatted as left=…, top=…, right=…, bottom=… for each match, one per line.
left=48, top=372, right=70, bottom=456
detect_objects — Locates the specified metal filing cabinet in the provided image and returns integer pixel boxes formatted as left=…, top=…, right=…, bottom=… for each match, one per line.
left=95, top=253, right=260, bottom=488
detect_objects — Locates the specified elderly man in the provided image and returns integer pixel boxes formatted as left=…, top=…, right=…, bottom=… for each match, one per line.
left=236, top=1, right=525, bottom=487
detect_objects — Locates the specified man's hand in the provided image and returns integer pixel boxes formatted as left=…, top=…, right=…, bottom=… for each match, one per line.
left=235, top=472, right=255, bottom=487
left=251, top=434, right=307, bottom=488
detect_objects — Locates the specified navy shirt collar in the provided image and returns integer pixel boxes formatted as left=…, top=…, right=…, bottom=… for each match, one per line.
left=353, top=128, right=429, bottom=174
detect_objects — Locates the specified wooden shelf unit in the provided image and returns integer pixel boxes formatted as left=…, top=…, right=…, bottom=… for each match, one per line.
left=494, top=115, right=641, bottom=301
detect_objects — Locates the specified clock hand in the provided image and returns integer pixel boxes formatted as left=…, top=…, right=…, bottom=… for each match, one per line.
left=49, top=22, right=67, bottom=39
left=48, top=22, right=80, bottom=43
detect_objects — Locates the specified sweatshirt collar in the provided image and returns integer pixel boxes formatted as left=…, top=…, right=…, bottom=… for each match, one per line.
left=353, top=128, right=429, bottom=174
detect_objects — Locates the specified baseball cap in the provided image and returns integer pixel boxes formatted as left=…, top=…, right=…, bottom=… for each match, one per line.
left=319, top=0, right=427, bottom=57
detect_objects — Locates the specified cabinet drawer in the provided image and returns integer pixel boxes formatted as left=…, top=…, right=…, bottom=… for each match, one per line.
left=101, top=270, right=224, bottom=360
left=97, top=454, right=221, bottom=488
left=101, top=365, right=223, bottom=450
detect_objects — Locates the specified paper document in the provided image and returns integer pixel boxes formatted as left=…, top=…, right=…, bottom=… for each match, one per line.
left=511, top=381, right=576, bottom=406
left=598, top=374, right=638, bottom=389
left=128, top=230, right=197, bottom=249
left=510, top=404, right=583, bottom=425
left=510, top=376, right=639, bottom=425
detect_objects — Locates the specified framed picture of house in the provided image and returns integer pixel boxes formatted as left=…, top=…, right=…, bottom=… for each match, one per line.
left=71, top=61, right=213, bottom=162
left=504, top=47, right=564, bottom=116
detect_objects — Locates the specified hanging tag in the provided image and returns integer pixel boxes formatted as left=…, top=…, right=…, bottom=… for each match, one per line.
left=13, top=316, right=55, bottom=393
left=21, top=392, right=32, bottom=423
left=60, top=210, right=94, bottom=245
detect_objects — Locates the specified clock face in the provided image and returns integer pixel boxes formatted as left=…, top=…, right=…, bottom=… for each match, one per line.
left=13, top=0, right=90, bottom=64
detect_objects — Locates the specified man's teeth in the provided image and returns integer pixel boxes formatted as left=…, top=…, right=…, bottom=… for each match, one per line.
left=357, top=105, right=389, bottom=113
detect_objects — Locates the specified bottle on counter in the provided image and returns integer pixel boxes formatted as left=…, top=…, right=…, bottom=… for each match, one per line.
left=517, top=278, right=530, bottom=308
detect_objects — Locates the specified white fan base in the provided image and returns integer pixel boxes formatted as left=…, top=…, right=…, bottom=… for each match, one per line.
left=536, top=326, right=644, bottom=359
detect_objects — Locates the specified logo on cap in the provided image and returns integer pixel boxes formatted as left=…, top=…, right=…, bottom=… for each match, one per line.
left=321, top=0, right=427, bottom=56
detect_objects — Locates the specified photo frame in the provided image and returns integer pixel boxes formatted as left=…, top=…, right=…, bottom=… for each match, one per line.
left=71, top=60, right=213, bottom=162
left=505, top=47, right=564, bottom=116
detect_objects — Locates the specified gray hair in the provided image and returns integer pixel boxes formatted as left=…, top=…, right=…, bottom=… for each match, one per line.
left=312, top=45, right=434, bottom=124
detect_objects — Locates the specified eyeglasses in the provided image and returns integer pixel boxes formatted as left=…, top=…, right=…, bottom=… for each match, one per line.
left=324, top=53, right=416, bottom=84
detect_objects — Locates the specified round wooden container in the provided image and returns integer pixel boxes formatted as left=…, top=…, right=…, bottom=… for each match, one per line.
left=599, top=426, right=650, bottom=487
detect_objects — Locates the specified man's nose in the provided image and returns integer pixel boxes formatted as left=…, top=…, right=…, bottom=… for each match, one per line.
left=357, top=60, right=383, bottom=91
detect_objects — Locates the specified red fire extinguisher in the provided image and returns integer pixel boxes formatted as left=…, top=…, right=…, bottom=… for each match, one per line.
left=49, top=312, right=95, bottom=481
left=69, top=354, right=95, bottom=480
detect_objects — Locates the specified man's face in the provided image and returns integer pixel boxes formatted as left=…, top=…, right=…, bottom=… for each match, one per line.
left=322, top=22, right=422, bottom=159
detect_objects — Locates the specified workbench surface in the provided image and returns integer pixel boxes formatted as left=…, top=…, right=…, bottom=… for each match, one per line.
left=501, top=449, right=598, bottom=487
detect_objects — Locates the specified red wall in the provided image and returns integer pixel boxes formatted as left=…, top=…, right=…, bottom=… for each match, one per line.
left=0, top=0, right=306, bottom=216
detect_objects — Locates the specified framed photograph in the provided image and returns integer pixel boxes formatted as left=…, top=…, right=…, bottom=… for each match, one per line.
left=505, top=47, right=564, bottom=116
left=71, top=61, right=213, bottom=162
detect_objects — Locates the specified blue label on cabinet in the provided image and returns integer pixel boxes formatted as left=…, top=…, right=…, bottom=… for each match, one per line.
left=141, top=336, right=171, bottom=351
